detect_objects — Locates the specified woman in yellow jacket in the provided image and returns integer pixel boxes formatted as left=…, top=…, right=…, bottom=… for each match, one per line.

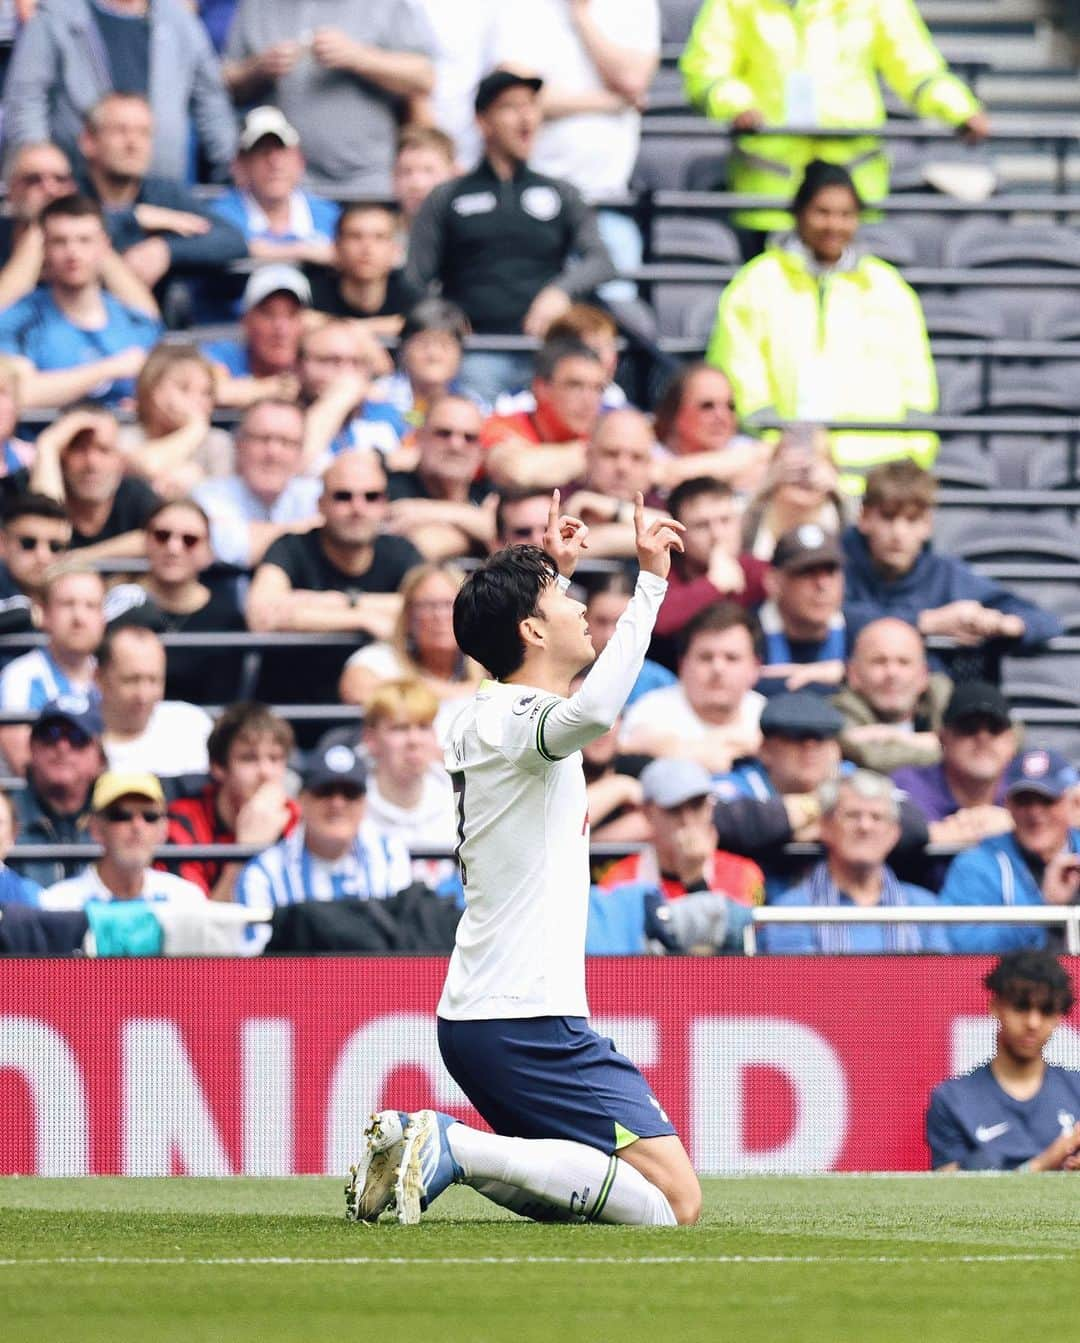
left=680, top=0, right=986, bottom=235
left=706, top=161, right=937, bottom=495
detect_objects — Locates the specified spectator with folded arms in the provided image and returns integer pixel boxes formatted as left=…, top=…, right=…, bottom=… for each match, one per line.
left=77, top=94, right=246, bottom=294
left=30, top=405, right=160, bottom=561
left=0, top=195, right=160, bottom=410
left=213, top=106, right=339, bottom=268
left=941, top=750, right=1080, bottom=954
left=761, top=770, right=948, bottom=954
left=103, top=499, right=245, bottom=706
left=193, top=399, right=320, bottom=570
left=385, top=396, right=494, bottom=561
left=119, top=344, right=234, bottom=498
left=234, top=742, right=412, bottom=954
left=167, top=702, right=299, bottom=903
left=834, top=618, right=953, bottom=775
left=10, top=694, right=104, bottom=889
left=0, top=566, right=105, bottom=773
left=843, top=461, right=1062, bottom=665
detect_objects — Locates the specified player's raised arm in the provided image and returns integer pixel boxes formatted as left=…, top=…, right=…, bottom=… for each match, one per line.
left=537, top=495, right=685, bottom=761
left=542, top=488, right=590, bottom=579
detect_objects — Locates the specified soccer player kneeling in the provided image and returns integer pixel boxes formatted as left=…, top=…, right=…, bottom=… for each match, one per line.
left=346, top=492, right=701, bottom=1226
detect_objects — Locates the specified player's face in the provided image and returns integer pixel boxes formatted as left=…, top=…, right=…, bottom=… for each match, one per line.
left=216, top=732, right=289, bottom=806
left=993, top=993, right=1061, bottom=1064
left=42, top=572, right=106, bottom=656
left=531, top=581, right=594, bottom=671
left=680, top=626, right=759, bottom=720
left=858, top=505, right=932, bottom=578
left=759, top=734, right=839, bottom=795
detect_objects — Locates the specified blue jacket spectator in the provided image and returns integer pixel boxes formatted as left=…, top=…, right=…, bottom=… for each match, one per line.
left=842, top=463, right=1061, bottom=668
left=941, top=750, right=1080, bottom=953
left=3, top=0, right=237, bottom=182
left=0, top=196, right=161, bottom=409
left=201, top=264, right=307, bottom=385
left=759, top=768, right=947, bottom=954
left=757, top=525, right=847, bottom=699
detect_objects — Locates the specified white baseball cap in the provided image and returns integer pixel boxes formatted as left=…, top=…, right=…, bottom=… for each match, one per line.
left=239, top=105, right=300, bottom=153
left=241, top=263, right=311, bottom=313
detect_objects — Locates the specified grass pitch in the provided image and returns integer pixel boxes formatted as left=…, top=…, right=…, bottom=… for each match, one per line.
left=3, top=1175, right=1078, bottom=1343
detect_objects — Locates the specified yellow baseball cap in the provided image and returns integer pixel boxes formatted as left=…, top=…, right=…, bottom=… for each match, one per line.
left=91, top=771, right=166, bottom=813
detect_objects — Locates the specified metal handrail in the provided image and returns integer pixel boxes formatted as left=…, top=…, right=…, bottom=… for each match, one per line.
left=745, top=905, right=1080, bottom=956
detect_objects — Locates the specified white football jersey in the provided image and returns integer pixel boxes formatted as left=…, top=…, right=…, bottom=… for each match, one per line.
left=438, top=573, right=666, bottom=1020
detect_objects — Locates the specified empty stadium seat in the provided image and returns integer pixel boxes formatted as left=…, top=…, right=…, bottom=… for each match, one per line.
left=653, top=282, right=722, bottom=339
left=1002, top=656, right=1080, bottom=709
left=652, top=215, right=742, bottom=264
left=942, top=219, right=1080, bottom=270
left=684, top=153, right=729, bottom=191
left=632, top=137, right=710, bottom=191
left=919, top=292, right=1008, bottom=340
left=857, top=221, right=918, bottom=267
left=1028, top=293, right=1080, bottom=342
left=931, top=513, right=1080, bottom=565
left=660, top=0, right=700, bottom=45
left=934, top=437, right=991, bottom=488
left=940, top=364, right=1080, bottom=415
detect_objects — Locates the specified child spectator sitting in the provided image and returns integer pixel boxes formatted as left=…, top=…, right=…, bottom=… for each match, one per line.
left=375, top=299, right=485, bottom=427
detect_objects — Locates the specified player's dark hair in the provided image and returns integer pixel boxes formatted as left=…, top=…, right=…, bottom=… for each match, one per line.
left=1, top=492, right=70, bottom=526
left=985, top=951, right=1075, bottom=1015
left=533, top=339, right=601, bottom=384
left=791, top=159, right=863, bottom=216
left=678, top=599, right=763, bottom=663
left=453, top=545, right=559, bottom=680
left=667, top=475, right=735, bottom=524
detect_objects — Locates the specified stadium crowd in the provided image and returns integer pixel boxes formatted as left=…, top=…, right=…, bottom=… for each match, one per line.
left=0, top=0, right=1076, bottom=961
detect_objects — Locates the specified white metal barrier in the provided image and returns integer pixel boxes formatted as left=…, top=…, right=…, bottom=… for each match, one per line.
left=745, top=905, right=1080, bottom=956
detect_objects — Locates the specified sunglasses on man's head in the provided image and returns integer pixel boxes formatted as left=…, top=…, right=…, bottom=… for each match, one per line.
left=32, top=721, right=92, bottom=749
left=149, top=527, right=204, bottom=549
left=329, top=489, right=386, bottom=504
left=428, top=426, right=480, bottom=445
left=102, top=806, right=164, bottom=825
left=14, top=535, right=66, bottom=554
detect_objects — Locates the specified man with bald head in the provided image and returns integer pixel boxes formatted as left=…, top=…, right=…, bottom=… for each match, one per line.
left=247, top=448, right=423, bottom=703
left=833, top=617, right=953, bottom=773
left=555, top=409, right=663, bottom=559
left=384, top=394, right=494, bottom=559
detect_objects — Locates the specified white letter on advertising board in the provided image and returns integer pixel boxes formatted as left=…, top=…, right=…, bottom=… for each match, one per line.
left=325, top=1014, right=470, bottom=1175
left=242, top=1019, right=293, bottom=1175
left=122, top=1019, right=232, bottom=1175
left=691, top=1018, right=848, bottom=1173
left=0, top=1016, right=88, bottom=1174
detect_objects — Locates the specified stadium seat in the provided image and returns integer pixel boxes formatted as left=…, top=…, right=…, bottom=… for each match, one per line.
left=651, top=216, right=742, bottom=264
left=934, top=437, right=992, bottom=488
left=941, top=219, right=1080, bottom=270
left=659, top=0, right=700, bottom=45
left=919, top=292, right=1008, bottom=340
left=1021, top=725, right=1080, bottom=759
left=653, top=282, right=722, bottom=339
left=683, top=153, right=729, bottom=191
left=858, top=221, right=918, bottom=267
left=632, top=137, right=711, bottom=190
left=931, top=513, right=1080, bottom=565
left=940, top=364, right=1080, bottom=415
left=1002, top=657, right=1080, bottom=709
left=1028, top=293, right=1080, bottom=342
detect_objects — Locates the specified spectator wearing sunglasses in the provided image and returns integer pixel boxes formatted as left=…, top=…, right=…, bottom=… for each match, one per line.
left=234, top=743, right=412, bottom=955
left=0, top=566, right=105, bottom=775
left=96, top=624, right=213, bottom=783
left=38, top=770, right=207, bottom=913
left=104, top=499, right=245, bottom=706
left=193, top=398, right=320, bottom=570
left=652, top=362, right=768, bottom=497
left=0, top=493, right=71, bottom=639
left=384, top=395, right=493, bottom=561
left=11, top=695, right=106, bottom=889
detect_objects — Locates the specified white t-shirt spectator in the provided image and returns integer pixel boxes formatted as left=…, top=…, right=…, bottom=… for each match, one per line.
left=618, top=684, right=765, bottom=750
left=366, top=765, right=457, bottom=887
left=39, top=866, right=206, bottom=911
left=491, top=0, right=660, bottom=198
left=103, top=702, right=214, bottom=777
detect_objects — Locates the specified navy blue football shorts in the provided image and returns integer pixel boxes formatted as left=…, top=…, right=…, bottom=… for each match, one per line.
left=437, top=1015, right=678, bottom=1154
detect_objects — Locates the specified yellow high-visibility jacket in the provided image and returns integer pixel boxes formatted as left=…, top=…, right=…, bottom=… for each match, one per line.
left=706, top=240, right=938, bottom=494
left=680, top=0, right=981, bottom=230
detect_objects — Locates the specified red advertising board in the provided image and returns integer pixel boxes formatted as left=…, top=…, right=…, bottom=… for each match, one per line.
left=3, top=956, right=1079, bottom=1176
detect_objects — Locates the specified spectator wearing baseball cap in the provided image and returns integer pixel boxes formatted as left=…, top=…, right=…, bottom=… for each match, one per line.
left=38, top=770, right=207, bottom=913
left=213, top=107, right=340, bottom=268
left=710, top=690, right=930, bottom=900
left=757, top=524, right=847, bottom=699
left=10, top=695, right=105, bottom=889
left=599, top=756, right=764, bottom=906
left=941, top=747, right=1080, bottom=954
left=761, top=769, right=949, bottom=956
left=202, top=264, right=310, bottom=405
left=234, top=741, right=412, bottom=954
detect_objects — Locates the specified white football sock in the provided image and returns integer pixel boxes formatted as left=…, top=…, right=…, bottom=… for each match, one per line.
left=446, top=1123, right=677, bottom=1227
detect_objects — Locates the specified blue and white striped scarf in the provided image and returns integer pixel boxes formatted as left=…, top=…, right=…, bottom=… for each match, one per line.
left=805, top=860, right=926, bottom=954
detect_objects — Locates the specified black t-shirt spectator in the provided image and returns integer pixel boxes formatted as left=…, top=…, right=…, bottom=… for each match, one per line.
left=106, top=577, right=246, bottom=704
left=307, top=267, right=420, bottom=321
left=255, top=529, right=423, bottom=711
left=68, top=477, right=160, bottom=548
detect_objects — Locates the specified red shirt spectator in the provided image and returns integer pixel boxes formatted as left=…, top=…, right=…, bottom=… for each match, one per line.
left=168, top=783, right=300, bottom=895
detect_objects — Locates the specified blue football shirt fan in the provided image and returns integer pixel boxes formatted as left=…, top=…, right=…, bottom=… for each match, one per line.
left=927, top=951, right=1080, bottom=1170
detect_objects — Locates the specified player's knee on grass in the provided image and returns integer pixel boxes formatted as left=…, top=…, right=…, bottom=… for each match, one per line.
left=667, top=1173, right=703, bottom=1226
left=618, top=1137, right=702, bottom=1225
